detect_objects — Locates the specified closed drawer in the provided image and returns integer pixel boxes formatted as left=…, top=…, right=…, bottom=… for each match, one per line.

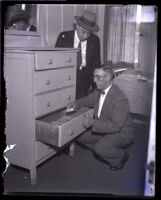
left=35, top=52, right=76, bottom=70
left=36, top=141, right=56, bottom=162
left=34, top=67, right=76, bottom=94
left=36, top=107, right=94, bottom=147
left=34, top=86, right=75, bottom=117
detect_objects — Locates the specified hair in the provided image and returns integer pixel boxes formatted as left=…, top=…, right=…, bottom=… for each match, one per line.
left=96, top=64, right=115, bottom=80
left=72, top=23, right=76, bottom=30
left=14, top=18, right=28, bottom=24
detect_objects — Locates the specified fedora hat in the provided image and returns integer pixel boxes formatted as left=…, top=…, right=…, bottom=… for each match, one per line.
left=8, top=13, right=30, bottom=27
left=75, top=10, right=99, bottom=32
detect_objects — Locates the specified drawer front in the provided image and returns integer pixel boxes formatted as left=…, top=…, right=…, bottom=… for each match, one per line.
left=36, top=141, right=56, bottom=162
left=34, top=87, right=75, bottom=117
left=36, top=108, right=94, bottom=147
left=58, top=109, right=94, bottom=147
left=35, top=52, right=76, bottom=70
left=34, top=67, right=76, bottom=94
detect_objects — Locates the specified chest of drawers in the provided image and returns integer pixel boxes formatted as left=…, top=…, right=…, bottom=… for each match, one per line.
left=4, top=48, right=91, bottom=185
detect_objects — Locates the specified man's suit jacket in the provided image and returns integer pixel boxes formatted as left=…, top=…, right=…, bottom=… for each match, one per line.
left=55, top=30, right=101, bottom=81
left=29, top=25, right=36, bottom=31
left=77, top=84, right=134, bottom=138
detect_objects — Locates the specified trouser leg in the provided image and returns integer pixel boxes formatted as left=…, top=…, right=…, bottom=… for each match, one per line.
left=78, top=130, right=133, bottom=167
left=94, top=134, right=133, bottom=166
left=77, top=130, right=100, bottom=150
left=76, top=69, right=90, bottom=99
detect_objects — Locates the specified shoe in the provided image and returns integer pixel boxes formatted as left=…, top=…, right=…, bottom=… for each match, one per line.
left=110, top=151, right=129, bottom=171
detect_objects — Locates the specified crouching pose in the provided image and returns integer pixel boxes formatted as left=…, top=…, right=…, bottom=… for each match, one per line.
left=67, top=65, right=134, bottom=170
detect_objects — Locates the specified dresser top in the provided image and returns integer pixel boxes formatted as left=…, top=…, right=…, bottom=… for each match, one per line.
left=5, top=47, right=79, bottom=52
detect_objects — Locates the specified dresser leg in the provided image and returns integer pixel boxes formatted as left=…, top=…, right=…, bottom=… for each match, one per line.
left=30, top=167, right=37, bottom=185
left=68, top=142, right=75, bottom=157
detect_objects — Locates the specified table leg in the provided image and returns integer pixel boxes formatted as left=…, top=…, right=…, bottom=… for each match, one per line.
left=30, top=166, right=37, bottom=185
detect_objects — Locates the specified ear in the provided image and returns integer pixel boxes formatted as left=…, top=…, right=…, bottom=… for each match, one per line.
left=105, top=74, right=113, bottom=83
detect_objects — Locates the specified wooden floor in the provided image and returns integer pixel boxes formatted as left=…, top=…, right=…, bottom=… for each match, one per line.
left=2, top=118, right=150, bottom=197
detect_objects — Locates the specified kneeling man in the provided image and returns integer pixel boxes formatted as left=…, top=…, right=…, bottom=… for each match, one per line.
left=67, top=65, right=134, bottom=170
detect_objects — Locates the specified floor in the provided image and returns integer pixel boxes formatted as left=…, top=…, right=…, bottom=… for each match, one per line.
left=2, top=118, right=150, bottom=197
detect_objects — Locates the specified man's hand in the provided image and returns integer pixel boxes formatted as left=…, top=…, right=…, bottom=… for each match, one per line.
left=82, top=113, right=93, bottom=128
left=66, top=102, right=78, bottom=112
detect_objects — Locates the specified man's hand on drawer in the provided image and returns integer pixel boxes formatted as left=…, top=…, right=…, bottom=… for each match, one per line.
left=82, top=113, right=93, bottom=129
left=66, top=102, right=80, bottom=113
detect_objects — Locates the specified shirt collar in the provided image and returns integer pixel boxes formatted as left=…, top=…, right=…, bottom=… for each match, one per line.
left=75, top=30, right=80, bottom=43
left=102, top=84, right=112, bottom=95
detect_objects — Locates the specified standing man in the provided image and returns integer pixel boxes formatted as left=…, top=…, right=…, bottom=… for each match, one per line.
left=67, top=65, right=134, bottom=170
left=55, top=10, right=101, bottom=99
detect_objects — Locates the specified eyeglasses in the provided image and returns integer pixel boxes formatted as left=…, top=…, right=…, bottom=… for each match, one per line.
left=81, top=28, right=91, bottom=35
left=76, top=24, right=91, bottom=35
left=93, top=73, right=111, bottom=81
left=93, top=75, right=107, bottom=81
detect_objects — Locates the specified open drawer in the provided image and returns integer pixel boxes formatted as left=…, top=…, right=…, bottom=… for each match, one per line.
left=36, top=107, right=94, bottom=147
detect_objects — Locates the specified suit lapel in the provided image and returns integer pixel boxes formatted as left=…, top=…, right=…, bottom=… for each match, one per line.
left=65, top=30, right=75, bottom=47
left=70, top=30, right=75, bottom=47
left=86, top=35, right=93, bottom=66
left=99, top=85, right=114, bottom=117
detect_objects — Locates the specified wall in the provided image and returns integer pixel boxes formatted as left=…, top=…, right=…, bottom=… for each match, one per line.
left=38, top=4, right=105, bottom=63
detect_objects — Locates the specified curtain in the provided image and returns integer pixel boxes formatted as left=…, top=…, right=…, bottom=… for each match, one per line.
left=104, top=5, right=138, bottom=67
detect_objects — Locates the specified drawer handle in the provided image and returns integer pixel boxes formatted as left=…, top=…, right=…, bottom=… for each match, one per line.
left=67, top=75, right=71, bottom=80
left=68, top=130, right=74, bottom=136
left=67, top=57, right=72, bottom=63
left=46, top=79, right=51, bottom=85
left=47, top=101, right=51, bottom=107
left=49, top=58, right=53, bottom=65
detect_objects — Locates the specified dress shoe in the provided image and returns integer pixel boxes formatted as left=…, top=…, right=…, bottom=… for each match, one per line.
left=110, top=151, right=129, bottom=171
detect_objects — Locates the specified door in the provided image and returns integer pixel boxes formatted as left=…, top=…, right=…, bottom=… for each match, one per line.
left=138, top=6, right=157, bottom=76
left=144, top=52, right=156, bottom=197
left=143, top=6, right=157, bottom=195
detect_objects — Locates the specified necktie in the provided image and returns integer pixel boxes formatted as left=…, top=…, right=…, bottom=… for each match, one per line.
left=77, top=42, right=82, bottom=69
left=99, top=90, right=105, bottom=95
left=97, top=89, right=105, bottom=95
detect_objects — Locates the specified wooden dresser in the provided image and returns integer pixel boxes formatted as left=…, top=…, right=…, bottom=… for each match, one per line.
left=4, top=47, right=93, bottom=185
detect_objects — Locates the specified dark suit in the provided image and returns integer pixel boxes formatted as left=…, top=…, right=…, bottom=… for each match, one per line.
left=29, top=25, right=36, bottom=31
left=55, top=30, right=101, bottom=99
left=76, top=84, right=134, bottom=167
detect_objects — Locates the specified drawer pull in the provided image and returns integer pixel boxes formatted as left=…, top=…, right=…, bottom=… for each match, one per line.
left=68, top=130, right=74, bottom=136
left=49, top=58, right=53, bottom=65
left=47, top=101, right=51, bottom=107
left=67, top=75, right=71, bottom=80
left=67, top=57, right=72, bottom=63
left=46, top=79, right=51, bottom=85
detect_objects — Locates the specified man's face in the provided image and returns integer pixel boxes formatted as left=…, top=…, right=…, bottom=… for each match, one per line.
left=12, top=20, right=28, bottom=30
left=93, top=69, right=112, bottom=91
left=76, top=24, right=91, bottom=41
